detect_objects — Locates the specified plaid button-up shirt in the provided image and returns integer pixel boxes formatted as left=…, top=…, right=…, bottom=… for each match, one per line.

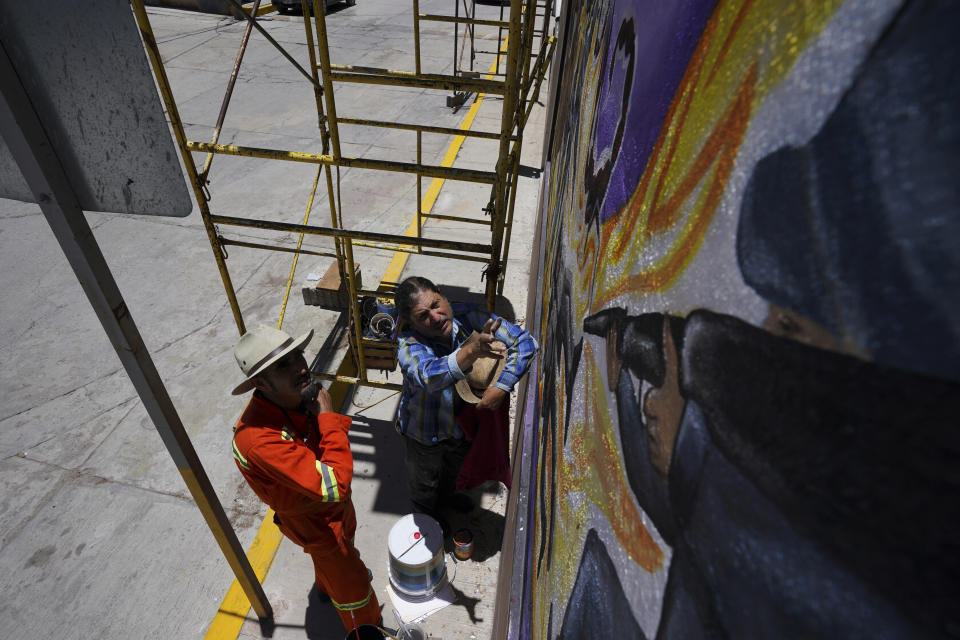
left=396, top=302, right=538, bottom=444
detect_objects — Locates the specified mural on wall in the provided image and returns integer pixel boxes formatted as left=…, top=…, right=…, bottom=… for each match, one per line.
left=514, top=0, right=960, bottom=638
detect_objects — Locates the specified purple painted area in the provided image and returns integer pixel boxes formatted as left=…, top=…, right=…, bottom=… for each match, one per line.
left=517, top=357, right=539, bottom=640
left=591, top=0, right=718, bottom=222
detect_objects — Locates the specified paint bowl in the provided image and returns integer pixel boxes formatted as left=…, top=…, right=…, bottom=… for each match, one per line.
left=344, top=624, right=384, bottom=640
left=453, top=528, right=474, bottom=560
left=368, top=312, right=396, bottom=338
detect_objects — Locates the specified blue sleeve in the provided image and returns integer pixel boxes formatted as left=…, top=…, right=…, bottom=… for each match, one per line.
left=397, top=334, right=465, bottom=391
left=464, top=306, right=539, bottom=392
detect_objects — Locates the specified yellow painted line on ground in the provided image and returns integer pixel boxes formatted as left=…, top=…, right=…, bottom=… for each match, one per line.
left=203, top=513, right=284, bottom=639
left=205, top=37, right=509, bottom=640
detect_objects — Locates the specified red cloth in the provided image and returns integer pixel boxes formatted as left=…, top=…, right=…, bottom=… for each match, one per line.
left=455, top=400, right=512, bottom=490
left=233, top=393, right=379, bottom=630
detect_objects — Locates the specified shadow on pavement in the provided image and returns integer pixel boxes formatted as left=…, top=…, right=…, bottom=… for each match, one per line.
left=443, top=504, right=506, bottom=563
left=305, top=585, right=349, bottom=640
left=347, top=414, right=410, bottom=516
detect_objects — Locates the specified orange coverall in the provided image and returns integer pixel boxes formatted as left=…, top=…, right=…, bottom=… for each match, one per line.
left=232, top=392, right=380, bottom=630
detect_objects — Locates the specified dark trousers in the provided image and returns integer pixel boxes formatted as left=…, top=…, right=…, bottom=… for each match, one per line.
left=402, top=434, right=472, bottom=519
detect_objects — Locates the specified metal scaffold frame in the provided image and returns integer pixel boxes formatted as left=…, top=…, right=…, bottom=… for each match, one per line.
left=131, top=0, right=555, bottom=393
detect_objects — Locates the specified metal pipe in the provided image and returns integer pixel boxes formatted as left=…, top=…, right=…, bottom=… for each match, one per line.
left=418, top=13, right=508, bottom=28
left=516, top=39, right=553, bottom=137
left=343, top=239, right=367, bottom=375
left=312, top=373, right=402, bottom=391
left=497, top=0, right=544, bottom=298
left=326, top=68, right=505, bottom=94
left=486, top=0, right=525, bottom=308
left=185, top=140, right=498, bottom=184
left=354, top=288, right=389, bottom=297
left=299, top=0, right=326, bottom=130
left=540, top=0, right=554, bottom=43
left=469, top=0, right=477, bottom=72
left=417, top=130, right=422, bottom=246
left=275, top=2, right=328, bottom=332
left=223, top=0, right=323, bottom=93
left=413, top=0, right=422, bottom=75
left=336, top=116, right=504, bottom=140
left=312, top=0, right=343, bottom=159
left=523, top=36, right=555, bottom=127
left=520, top=32, right=550, bottom=99
left=132, top=1, right=246, bottom=334
left=301, top=0, right=348, bottom=316
left=520, top=0, right=538, bottom=108
left=277, top=165, right=323, bottom=329
left=453, top=0, right=459, bottom=86
left=420, top=212, right=492, bottom=225
left=198, top=0, right=263, bottom=184
left=349, top=242, right=493, bottom=263
left=498, top=152, right=523, bottom=298
left=326, top=71, right=497, bottom=93
left=495, top=0, right=505, bottom=76
left=300, top=0, right=349, bottom=304
left=220, top=238, right=338, bottom=259
left=208, top=214, right=494, bottom=253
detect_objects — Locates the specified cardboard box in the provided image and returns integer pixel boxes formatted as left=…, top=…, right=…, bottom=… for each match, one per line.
left=302, top=261, right=362, bottom=309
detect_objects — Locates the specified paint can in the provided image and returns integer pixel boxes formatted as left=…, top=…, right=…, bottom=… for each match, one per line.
left=388, top=514, right=447, bottom=599
left=344, top=624, right=384, bottom=640
left=453, top=528, right=474, bottom=560
left=376, top=296, right=397, bottom=318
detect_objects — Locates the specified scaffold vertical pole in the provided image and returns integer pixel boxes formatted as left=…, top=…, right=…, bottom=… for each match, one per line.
left=413, top=0, right=422, bottom=75
left=496, top=0, right=541, bottom=296
left=301, top=0, right=348, bottom=286
left=486, top=0, right=524, bottom=308
left=198, top=0, right=263, bottom=184
left=417, top=130, right=423, bottom=242
left=312, top=0, right=367, bottom=378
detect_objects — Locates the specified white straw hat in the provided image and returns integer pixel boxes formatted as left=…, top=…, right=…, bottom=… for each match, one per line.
left=231, top=326, right=313, bottom=395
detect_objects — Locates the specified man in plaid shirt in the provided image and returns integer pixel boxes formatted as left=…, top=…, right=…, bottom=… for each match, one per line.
left=394, top=276, right=538, bottom=530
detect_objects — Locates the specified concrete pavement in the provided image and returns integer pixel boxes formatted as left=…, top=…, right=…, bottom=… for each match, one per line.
left=0, top=3, right=548, bottom=639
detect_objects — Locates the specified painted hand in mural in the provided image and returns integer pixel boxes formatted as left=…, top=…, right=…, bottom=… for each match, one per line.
left=582, top=307, right=682, bottom=541
left=642, top=317, right=684, bottom=478
left=587, top=309, right=685, bottom=478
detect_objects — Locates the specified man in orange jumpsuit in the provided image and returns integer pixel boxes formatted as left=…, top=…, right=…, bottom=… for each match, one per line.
left=230, top=326, right=380, bottom=631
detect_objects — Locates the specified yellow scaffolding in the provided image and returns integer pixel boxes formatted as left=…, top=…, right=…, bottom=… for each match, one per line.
left=132, top=0, right=555, bottom=393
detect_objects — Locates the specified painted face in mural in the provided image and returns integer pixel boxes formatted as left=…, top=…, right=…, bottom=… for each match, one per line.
left=642, top=316, right=685, bottom=478
left=408, top=289, right=454, bottom=340
left=639, top=306, right=843, bottom=480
